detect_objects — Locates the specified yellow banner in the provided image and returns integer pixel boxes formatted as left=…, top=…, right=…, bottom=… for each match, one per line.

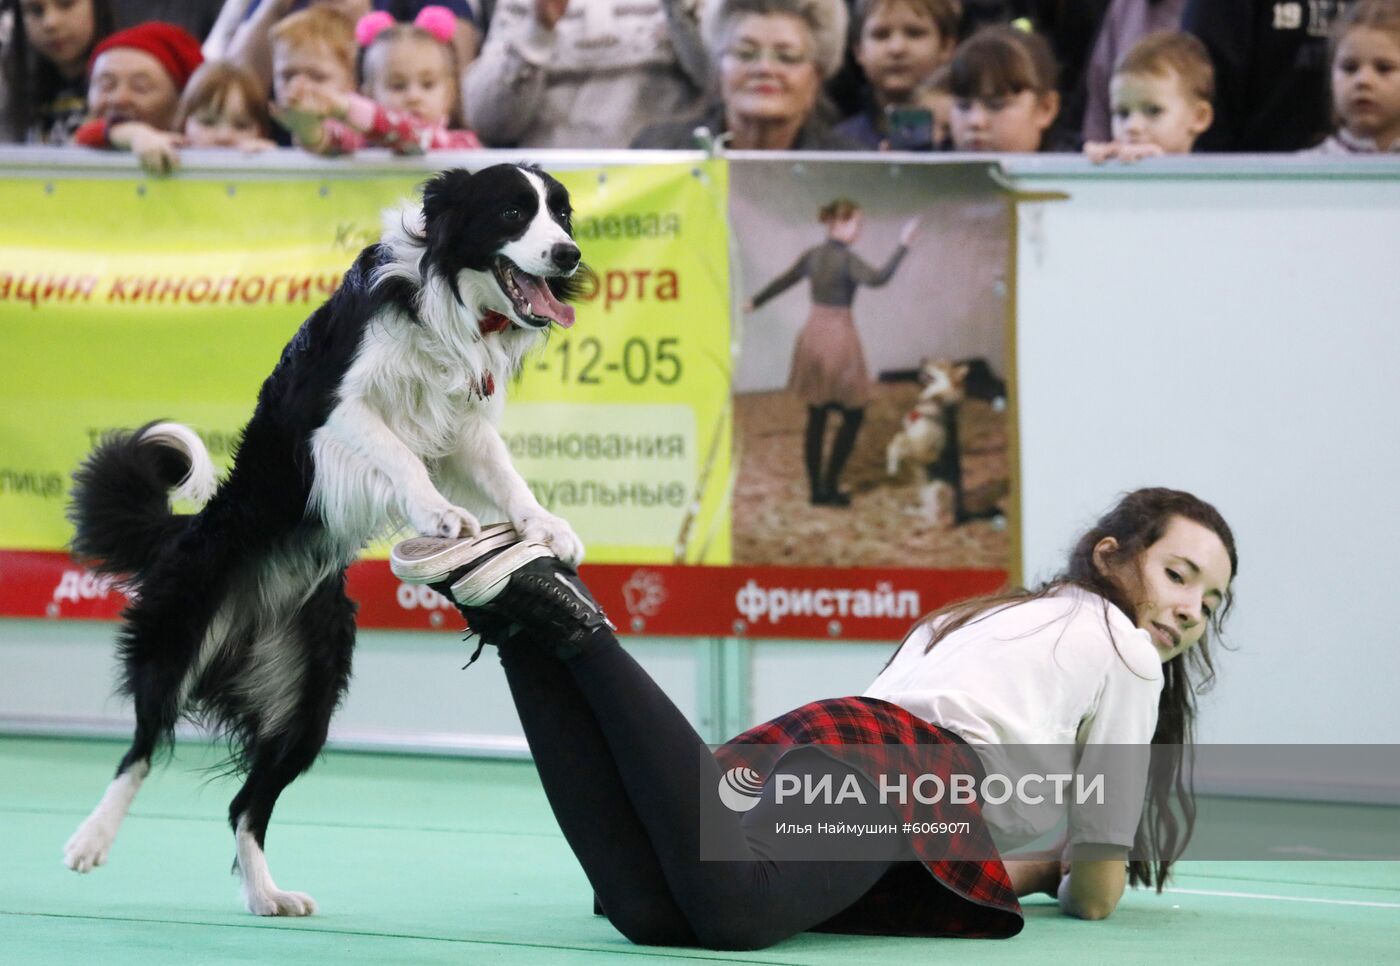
left=0, top=162, right=731, bottom=564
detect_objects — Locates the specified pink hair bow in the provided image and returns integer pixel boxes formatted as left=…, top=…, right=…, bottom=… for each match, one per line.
left=355, top=5, right=457, bottom=47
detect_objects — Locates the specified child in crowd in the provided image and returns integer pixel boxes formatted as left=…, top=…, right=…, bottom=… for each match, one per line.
left=274, top=6, right=481, bottom=155
left=835, top=0, right=960, bottom=149
left=213, top=0, right=477, bottom=95
left=1306, top=0, right=1400, bottom=154
left=1, top=0, right=114, bottom=143
left=947, top=24, right=1068, bottom=152
left=177, top=60, right=276, bottom=152
left=265, top=5, right=357, bottom=151
left=1081, top=0, right=1188, bottom=145
left=1083, top=31, right=1214, bottom=163
left=71, top=21, right=203, bottom=174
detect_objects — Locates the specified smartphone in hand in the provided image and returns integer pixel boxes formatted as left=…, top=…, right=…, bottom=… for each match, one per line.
left=886, top=106, right=934, bottom=151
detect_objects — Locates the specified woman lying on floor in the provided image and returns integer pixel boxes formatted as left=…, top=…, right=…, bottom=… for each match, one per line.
left=389, top=486, right=1236, bottom=948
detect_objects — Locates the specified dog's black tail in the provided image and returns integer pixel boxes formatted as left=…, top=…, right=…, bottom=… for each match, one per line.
left=68, top=422, right=219, bottom=579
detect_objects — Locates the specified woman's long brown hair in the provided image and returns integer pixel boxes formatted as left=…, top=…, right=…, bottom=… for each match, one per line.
left=1, top=0, right=116, bottom=141
left=890, top=487, right=1238, bottom=890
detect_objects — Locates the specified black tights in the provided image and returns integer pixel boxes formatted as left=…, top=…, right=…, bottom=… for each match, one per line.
left=499, top=629, right=908, bottom=950
left=804, top=404, right=865, bottom=501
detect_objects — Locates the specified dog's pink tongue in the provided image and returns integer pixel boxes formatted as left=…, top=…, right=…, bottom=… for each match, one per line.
left=514, top=271, right=575, bottom=328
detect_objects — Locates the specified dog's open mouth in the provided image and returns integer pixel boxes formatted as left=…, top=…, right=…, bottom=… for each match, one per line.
left=491, top=258, right=575, bottom=329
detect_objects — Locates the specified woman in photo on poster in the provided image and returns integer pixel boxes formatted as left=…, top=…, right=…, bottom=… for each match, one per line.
left=743, top=199, right=920, bottom=506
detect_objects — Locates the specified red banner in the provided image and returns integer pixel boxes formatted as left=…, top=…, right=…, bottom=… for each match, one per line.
left=0, top=549, right=1006, bottom=641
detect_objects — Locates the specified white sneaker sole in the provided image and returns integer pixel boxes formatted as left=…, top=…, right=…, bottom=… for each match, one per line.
left=390, top=523, right=519, bottom=583
left=450, top=541, right=556, bottom=607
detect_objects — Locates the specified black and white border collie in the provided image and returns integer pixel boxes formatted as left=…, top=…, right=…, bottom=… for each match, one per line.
left=62, top=163, right=586, bottom=916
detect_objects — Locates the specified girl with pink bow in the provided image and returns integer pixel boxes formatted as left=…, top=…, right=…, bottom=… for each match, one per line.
left=275, top=5, right=482, bottom=155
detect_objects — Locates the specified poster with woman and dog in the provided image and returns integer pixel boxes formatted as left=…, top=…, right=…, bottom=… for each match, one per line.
left=729, top=159, right=1014, bottom=575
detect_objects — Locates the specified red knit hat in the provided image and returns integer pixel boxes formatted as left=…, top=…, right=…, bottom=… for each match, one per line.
left=88, top=22, right=204, bottom=90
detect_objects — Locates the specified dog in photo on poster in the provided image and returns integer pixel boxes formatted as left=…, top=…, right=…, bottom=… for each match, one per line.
left=886, top=357, right=1007, bottom=525
left=886, top=357, right=967, bottom=524
left=61, top=163, right=588, bottom=917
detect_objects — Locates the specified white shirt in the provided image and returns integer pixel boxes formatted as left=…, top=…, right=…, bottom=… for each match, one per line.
left=864, top=586, right=1163, bottom=850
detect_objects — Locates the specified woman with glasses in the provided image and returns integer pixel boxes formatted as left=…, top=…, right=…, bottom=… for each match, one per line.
left=633, top=0, right=860, bottom=149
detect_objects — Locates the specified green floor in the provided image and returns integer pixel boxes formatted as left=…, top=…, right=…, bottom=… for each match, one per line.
left=2, top=737, right=1396, bottom=965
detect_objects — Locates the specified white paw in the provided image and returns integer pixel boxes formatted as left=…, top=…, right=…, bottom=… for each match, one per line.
left=511, top=507, right=585, bottom=567
left=63, top=819, right=115, bottom=873
left=410, top=501, right=481, bottom=539
left=245, top=885, right=318, bottom=917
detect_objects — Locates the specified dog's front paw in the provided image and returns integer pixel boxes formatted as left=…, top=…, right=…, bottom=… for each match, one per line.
left=244, top=884, right=318, bottom=917
left=410, top=501, right=481, bottom=539
left=511, top=507, right=585, bottom=567
left=63, top=818, right=116, bottom=873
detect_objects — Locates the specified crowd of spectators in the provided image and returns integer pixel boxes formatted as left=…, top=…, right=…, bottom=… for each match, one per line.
left=1, top=0, right=1397, bottom=171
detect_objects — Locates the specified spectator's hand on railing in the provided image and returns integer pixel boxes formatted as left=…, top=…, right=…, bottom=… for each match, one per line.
left=535, top=0, right=569, bottom=29
left=109, top=122, right=186, bottom=176
left=1083, top=141, right=1165, bottom=164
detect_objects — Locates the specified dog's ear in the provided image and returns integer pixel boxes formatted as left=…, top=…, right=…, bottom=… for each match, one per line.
left=419, top=169, right=475, bottom=306
left=421, top=168, right=473, bottom=225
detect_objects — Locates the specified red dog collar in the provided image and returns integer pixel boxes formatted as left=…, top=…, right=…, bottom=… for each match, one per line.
left=480, top=310, right=511, bottom=334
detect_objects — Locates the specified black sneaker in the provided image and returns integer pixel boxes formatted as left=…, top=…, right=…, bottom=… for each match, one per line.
left=484, top=557, right=615, bottom=657
left=391, top=527, right=612, bottom=658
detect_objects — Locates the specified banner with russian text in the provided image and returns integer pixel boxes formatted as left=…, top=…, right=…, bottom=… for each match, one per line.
left=0, top=162, right=734, bottom=621
left=0, top=158, right=1014, bottom=640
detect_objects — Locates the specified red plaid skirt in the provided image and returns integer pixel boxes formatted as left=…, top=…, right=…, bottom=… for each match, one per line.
left=713, top=696, right=1024, bottom=939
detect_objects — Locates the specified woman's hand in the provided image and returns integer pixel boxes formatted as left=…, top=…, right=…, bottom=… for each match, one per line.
left=741, top=298, right=755, bottom=313
left=1057, top=844, right=1128, bottom=920
left=1003, top=858, right=1062, bottom=899
left=534, top=0, right=569, bottom=29
left=898, top=215, right=922, bottom=247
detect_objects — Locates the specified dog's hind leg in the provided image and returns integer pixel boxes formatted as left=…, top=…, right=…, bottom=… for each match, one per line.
left=62, top=585, right=214, bottom=874
left=229, top=576, right=354, bottom=916
left=230, top=746, right=323, bottom=916
left=62, top=665, right=178, bottom=872
left=64, top=535, right=243, bottom=874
